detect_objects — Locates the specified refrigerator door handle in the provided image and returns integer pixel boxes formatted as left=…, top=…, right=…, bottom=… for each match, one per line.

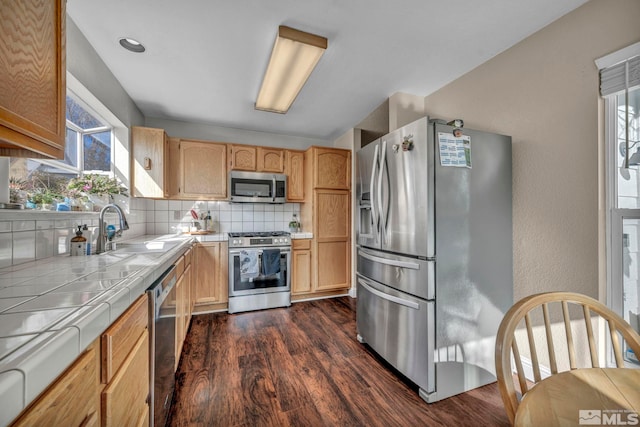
left=378, top=140, right=388, bottom=244
left=358, top=277, right=420, bottom=310
left=370, top=144, right=380, bottom=239
left=359, top=249, right=420, bottom=270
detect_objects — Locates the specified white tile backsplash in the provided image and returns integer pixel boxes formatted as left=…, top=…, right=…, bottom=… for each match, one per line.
left=0, top=196, right=147, bottom=268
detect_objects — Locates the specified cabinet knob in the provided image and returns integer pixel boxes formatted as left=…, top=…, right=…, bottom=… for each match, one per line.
left=144, top=157, right=152, bottom=170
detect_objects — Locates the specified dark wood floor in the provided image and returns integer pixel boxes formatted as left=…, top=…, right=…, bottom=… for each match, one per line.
left=168, top=297, right=510, bottom=427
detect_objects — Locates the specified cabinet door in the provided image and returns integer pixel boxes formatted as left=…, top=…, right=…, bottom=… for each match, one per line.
left=101, top=294, right=148, bottom=384
left=180, top=140, right=227, bottom=199
left=285, top=150, right=305, bottom=201
left=313, top=147, right=351, bottom=190
left=314, top=190, right=351, bottom=291
left=131, top=126, right=168, bottom=198
left=257, top=147, right=284, bottom=172
left=228, top=144, right=257, bottom=171
left=0, top=0, right=66, bottom=158
left=101, top=331, right=149, bottom=427
left=11, top=341, right=100, bottom=427
left=292, top=240, right=312, bottom=295
left=194, top=242, right=228, bottom=310
left=175, top=272, right=185, bottom=369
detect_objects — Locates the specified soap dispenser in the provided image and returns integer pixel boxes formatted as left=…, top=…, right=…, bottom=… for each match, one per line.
left=70, top=225, right=87, bottom=256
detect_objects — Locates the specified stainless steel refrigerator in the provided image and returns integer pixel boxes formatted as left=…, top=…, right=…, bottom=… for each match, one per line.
left=355, top=116, right=512, bottom=403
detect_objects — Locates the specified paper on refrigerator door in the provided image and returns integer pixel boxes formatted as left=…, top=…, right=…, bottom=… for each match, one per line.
left=438, top=132, right=471, bottom=168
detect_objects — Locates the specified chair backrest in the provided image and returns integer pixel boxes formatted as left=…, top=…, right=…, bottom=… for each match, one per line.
left=495, top=291, right=640, bottom=424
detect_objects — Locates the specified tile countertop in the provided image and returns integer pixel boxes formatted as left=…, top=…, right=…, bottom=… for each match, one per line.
left=0, top=234, right=195, bottom=427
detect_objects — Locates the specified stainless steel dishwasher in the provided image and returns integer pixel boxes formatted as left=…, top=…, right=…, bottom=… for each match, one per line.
left=147, top=265, right=177, bottom=427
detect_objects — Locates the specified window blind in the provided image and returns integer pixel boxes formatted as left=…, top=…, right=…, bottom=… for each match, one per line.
left=600, top=55, right=640, bottom=96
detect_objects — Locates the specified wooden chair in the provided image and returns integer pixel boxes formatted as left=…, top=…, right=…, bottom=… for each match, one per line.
left=495, top=291, right=640, bottom=424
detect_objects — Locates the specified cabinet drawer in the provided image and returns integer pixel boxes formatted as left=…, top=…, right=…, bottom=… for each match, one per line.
left=12, top=341, right=100, bottom=427
left=184, top=247, right=192, bottom=266
left=175, top=255, right=185, bottom=278
left=101, top=294, right=148, bottom=383
left=102, top=330, right=149, bottom=427
left=292, top=239, right=311, bottom=250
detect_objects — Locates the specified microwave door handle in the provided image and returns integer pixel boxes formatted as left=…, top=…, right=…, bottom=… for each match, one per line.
left=272, top=176, right=276, bottom=202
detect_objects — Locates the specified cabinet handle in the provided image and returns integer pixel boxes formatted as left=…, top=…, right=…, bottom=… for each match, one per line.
left=144, top=157, right=152, bottom=170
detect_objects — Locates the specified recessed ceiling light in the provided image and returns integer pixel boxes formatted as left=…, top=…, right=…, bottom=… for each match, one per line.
left=119, top=37, right=145, bottom=53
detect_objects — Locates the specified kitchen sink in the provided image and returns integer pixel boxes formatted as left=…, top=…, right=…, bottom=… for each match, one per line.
left=112, top=240, right=179, bottom=254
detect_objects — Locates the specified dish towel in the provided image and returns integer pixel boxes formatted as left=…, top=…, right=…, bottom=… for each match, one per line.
left=240, top=249, right=259, bottom=280
left=261, top=249, right=281, bottom=276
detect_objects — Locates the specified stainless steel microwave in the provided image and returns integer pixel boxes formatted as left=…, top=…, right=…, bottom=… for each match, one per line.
left=228, top=171, right=287, bottom=203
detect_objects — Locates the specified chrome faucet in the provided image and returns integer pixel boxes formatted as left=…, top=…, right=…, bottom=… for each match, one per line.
left=96, top=203, right=129, bottom=254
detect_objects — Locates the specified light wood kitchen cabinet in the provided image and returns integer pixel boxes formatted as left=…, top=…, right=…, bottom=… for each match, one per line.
left=298, top=146, right=352, bottom=298
left=312, top=147, right=351, bottom=190
left=100, top=295, right=148, bottom=384
left=175, top=269, right=186, bottom=368
left=101, top=330, right=149, bottom=427
left=257, top=147, right=284, bottom=172
left=193, top=242, right=228, bottom=312
left=314, top=189, right=351, bottom=291
left=285, top=150, right=305, bottom=201
left=228, top=144, right=257, bottom=171
left=0, top=0, right=66, bottom=159
left=178, top=139, right=227, bottom=199
left=100, top=294, right=149, bottom=427
left=292, top=239, right=312, bottom=295
left=11, top=341, right=101, bottom=427
left=131, top=126, right=169, bottom=198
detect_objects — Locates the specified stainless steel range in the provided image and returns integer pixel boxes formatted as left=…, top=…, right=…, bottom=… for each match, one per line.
left=227, top=231, right=291, bottom=314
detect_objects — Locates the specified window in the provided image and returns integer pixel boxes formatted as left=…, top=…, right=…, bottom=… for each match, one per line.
left=600, top=43, right=640, bottom=366
left=9, top=91, right=114, bottom=203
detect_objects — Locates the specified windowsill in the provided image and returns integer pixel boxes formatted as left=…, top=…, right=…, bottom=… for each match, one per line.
left=0, top=210, right=100, bottom=220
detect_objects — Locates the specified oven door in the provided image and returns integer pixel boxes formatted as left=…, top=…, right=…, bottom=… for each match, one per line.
left=229, top=248, right=291, bottom=296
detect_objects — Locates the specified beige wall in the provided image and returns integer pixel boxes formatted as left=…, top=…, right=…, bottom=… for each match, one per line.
left=424, top=0, right=640, bottom=302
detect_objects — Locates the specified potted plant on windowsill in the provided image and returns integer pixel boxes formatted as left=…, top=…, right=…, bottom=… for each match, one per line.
left=66, top=174, right=129, bottom=211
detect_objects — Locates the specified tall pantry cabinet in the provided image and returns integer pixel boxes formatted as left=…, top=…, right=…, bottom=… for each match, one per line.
left=299, top=147, right=351, bottom=298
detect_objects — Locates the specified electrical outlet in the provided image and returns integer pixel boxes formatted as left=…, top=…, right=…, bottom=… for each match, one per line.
left=173, top=210, right=181, bottom=220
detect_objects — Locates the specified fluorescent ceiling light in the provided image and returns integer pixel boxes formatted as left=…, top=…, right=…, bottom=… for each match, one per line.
left=256, top=26, right=327, bottom=114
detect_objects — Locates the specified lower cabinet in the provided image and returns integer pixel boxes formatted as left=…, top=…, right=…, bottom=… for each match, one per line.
left=11, top=341, right=101, bottom=427
left=101, top=331, right=149, bottom=427
left=193, top=241, right=228, bottom=313
left=292, top=239, right=312, bottom=295
left=10, top=294, right=150, bottom=427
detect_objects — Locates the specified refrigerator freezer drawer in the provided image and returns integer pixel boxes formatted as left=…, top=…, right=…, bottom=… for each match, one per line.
left=357, top=247, right=434, bottom=300
left=356, top=274, right=435, bottom=394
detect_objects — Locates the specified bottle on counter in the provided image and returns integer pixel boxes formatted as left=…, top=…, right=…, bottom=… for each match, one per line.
left=83, top=224, right=92, bottom=255
left=205, top=210, right=212, bottom=232
left=70, top=225, right=87, bottom=256
left=289, top=213, right=300, bottom=233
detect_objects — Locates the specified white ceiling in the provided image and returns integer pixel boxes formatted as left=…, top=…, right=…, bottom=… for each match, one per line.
left=67, top=0, right=588, bottom=141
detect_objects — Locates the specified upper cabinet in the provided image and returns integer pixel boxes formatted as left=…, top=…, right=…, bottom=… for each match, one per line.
left=0, top=0, right=66, bottom=158
left=228, top=144, right=257, bottom=171
left=131, top=126, right=169, bottom=198
left=285, top=150, right=305, bottom=201
left=178, top=139, right=227, bottom=199
left=257, top=147, right=284, bottom=173
left=310, top=147, right=351, bottom=190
